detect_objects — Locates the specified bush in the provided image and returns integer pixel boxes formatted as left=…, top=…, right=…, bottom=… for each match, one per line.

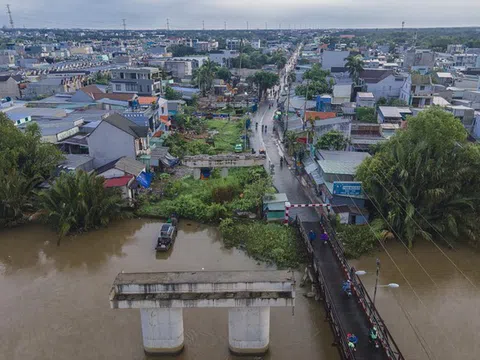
left=219, top=219, right=302, bottom=268
left=356, top=107, right=376, bottom=123
left=336, top=224, right=378, bottom=258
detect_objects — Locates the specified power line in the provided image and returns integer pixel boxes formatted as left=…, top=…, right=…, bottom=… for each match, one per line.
left=6, top=4, right=14, bottom=29
left=325, top=169, right=459, bottom=358
left=374, top=172, right=479, bottom=290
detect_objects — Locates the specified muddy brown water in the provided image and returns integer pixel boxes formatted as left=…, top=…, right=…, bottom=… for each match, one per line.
left=352, top=240, right=480, bottom=360
left=0, top=219, right=338, bottom=360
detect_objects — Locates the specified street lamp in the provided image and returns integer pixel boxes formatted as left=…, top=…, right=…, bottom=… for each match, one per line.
left=354, top=259, right=399, bottom=305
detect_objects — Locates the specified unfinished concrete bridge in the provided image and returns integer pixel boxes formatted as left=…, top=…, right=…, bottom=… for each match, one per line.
left=109, top=270, right=295, bottom=355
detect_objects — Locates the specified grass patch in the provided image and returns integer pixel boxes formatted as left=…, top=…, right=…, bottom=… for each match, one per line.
left=207, top=118, right=245, bottom=153
left=219, top=218, right=303, bottom=268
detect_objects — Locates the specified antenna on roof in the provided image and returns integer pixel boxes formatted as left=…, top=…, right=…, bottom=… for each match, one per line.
left=6, top=4, right=14, bottom=29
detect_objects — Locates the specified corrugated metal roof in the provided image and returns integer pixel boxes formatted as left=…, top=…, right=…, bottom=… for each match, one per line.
left=104, top=175, right=134, bottom=188
left=317, top=159, right=360, bottom=175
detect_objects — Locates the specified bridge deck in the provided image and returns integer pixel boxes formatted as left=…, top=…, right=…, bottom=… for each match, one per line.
left=302, top=221, right=388, bottom=360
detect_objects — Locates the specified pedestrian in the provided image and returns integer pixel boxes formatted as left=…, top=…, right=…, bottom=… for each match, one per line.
left=262, top=124, right=264, bottom=132
left=308, top=230, right=316, bottom=243
left=320, top=231, right=329, bottom=245
left=264, top=125, right=267, bottom=133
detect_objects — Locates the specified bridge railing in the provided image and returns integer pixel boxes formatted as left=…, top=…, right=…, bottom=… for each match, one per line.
left=319, top=215, right=405, bottom=360
left=296, top=217, right=356, bottom=360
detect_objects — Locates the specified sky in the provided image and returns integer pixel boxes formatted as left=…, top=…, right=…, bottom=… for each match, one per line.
left=1, top=0, right=480, bottom=30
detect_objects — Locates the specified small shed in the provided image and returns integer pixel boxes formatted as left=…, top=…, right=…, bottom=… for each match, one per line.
left=263, top=193, right=288, bottom=222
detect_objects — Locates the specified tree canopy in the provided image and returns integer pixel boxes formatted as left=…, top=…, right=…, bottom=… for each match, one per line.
left=357, top=108, right=480, bottom=248
left=345, top=55, right=364, bottom=85
left=315, top=130, right=349, bottom=151
left=193, top=59, right=219, bottom=96
left=248, top=71, right=279, bottom=101
left=38, top=170, right=124, bottom=241
left=164, top=85, right=183, bottom=100
left=0, top=114, right=63, bottom=226
left=295, top=64, right=333, bottom=100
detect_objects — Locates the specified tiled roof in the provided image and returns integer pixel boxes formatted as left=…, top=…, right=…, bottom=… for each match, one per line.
left=138, top=96, right=158, bottom=105
left=359, top=69, right=393, bottom=84
left=93, top=93, right=136, bottom=101
left=305, top=111, right=337, bottom=121
left=104, top=175, right=134, bottom=188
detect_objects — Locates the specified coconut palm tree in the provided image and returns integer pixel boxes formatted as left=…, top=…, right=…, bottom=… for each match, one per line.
left=345, top=55, right=364, bottom=85
left=194, top=59, right=218, bottom=96
left=37, top=170, right=124, bottom=243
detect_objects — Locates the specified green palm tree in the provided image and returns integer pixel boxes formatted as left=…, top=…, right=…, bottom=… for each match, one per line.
left=37, top=170, right=124, bottom=243
left=345, top=55, right=364, bottom=85
left=194, top=59, right=218, bottom=96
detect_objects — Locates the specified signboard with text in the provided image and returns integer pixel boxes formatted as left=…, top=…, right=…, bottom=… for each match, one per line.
left=333, top=181, right=362, bottom=196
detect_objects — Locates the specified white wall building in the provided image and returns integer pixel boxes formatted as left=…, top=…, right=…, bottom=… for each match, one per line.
left=321, top=50, right=350, bottom=71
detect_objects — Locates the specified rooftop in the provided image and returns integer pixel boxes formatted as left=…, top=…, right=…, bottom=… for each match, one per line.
left=379, top=106, right=412, bottom=118
left=305, top=111, right=337, bottom=121
left=357, top=92, right=375, bottom=99
left=101, top=113, right=148, bottom=138
left=411, top=74, right=432, bottom=86
left=317, top=150, right=370, bottom=175
left=359, top=69, right=394, bottom=84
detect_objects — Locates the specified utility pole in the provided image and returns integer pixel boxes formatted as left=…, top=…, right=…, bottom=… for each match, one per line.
left=246, top=21, right=249, bottom=30
left=373, top=259, right=381, bottom=305
left=303, top=79, right=310, bottom=130
left=224, top=21, right=227, bottom=31
left=285, top=83, right=290, bottom=136
left=122, top=19, right=126, bottom=37
left=401, top=21, right=405, bottom=31
left=202, top=20, right=205, bottom=31
left=6, top=4, right=14, bottom=29
left=166, top=18, right=170, bottom=31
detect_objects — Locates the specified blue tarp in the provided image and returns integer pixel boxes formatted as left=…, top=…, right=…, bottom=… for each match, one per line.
left=137, top=171, right=153, bottom=188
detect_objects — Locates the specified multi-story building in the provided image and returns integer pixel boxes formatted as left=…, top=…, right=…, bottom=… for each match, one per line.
left=400, top=74, right=434, bottom=108
left=320, top=50, right=350, bottom=72
left=446, top=105, right=475, bottom=133
left=452, top=53, right=478, bottom=68
left=359, top=69, right=407, bottom=101
left=110, top=67, right=162, bottom=96
left=403, top=48, right=435, bottom=72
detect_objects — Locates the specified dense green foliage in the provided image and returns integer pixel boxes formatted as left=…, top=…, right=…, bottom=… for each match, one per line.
left=220, top=218, right=302, bottom=267
left=315, top=130, right=349, bottom=150
left=376, top=97, right=407, bottom=107
left=164, top=86, right=183, bottom=100
left=345, top=55, right=364, bottom=85
left=356, top=107, right=376, bottom=123
left=193, top=59, right=218, bottom=96
left=231, top=47, right=287, bottom=69
left=94, top=72, right=111, bottom=85
left=336, top=222, right=381, bottom=259
left=216, top=67, right=232, bottom=82
left=169, top=45, right=197, bottom=57
left=0, top=114, right=64, bottom=226
left=137, top=167, right=274, bottom=222
left=165, top=118, right=246, bottom=157
left=295, top=64, right=333, bottom=100
left=248, top=71, right=279, bottom=101
left=357, top=108, right=480, bottom=247
left=37, top=171, right=124, bottom=240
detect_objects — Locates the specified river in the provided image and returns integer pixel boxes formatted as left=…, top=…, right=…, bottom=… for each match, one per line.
left=352, top=240, right=480, bottom=360
left=0, top=219, right=337, bottom=360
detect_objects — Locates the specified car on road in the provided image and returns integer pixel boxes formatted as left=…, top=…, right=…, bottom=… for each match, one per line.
left=155, top=220, right=178, bottom=252
left=234, top=144, right=243, bottom=153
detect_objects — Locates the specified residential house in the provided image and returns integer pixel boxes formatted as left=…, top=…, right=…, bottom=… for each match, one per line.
left=434, top=72, right=454, bottom=87
left=315, top=150, right=371, bottom=224
left=122, top=96, right=167, bottom=131
left=403, top=48, right=435, bottom=72
left=463, top=90, right=480, bottom=110
left=446, top=105, right=475, bottom=133
left=87, top=113, right=149, bottom=168
left=332, top=84, right=351, bottom=106
left=0, top=52, right=15, bottom=66
left=24, top=78, right=81, bottom=99
left=400, top=74, right=434, bottom=108
left=320, top=50, right=350, bottom=72
left=377, top=106, right=412, bottom=124
left=356, top=92, right=375, bottom=107
left=452, top=54, right=478, bottom=68
left=208, top=50, right=239, bottom=67
left=110, top=67, right=162, bottom=96
left=57, top=154, right=95, bottom=174
left=262, top=193, right=288, bottom=222
left=0, top=75, right=24, bottom=99
left=97, top=157, right=146, bottom=203
left=349, top=123, right=399, bottom=152
left=359, top=69, right=406, bottom=101
left=70, top=85, right=137, bottom=106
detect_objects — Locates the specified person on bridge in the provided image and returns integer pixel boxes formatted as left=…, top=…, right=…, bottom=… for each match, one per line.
left=347, top=333, right=358, bottom=351
left=264, top=125, right=267, bottom=133
left=255, top=122, right=258, bottom=130
left=308, top=230, right=316, bottom=243
left=262, top=124, right=264, bottom=132
left=320, top=231, right=329, bottom=245
left=342, top=279, right=352, bottom=293
left=369, top=326, right=378, bottom=341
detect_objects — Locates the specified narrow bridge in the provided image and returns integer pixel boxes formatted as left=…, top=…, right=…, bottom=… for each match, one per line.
left=109, top=270, right=294, bottom=355
left=297, top=216, right=404, bottom=360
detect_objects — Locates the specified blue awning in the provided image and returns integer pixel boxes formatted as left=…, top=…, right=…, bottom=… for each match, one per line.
left=137, top=171, right=153, bottom=188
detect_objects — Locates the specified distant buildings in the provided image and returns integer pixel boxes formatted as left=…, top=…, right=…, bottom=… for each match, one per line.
left=403, top=48, right=435, bottom=73
left=359, top=69, right=406, bottom=101
left=400, top=74, right=434, bottom=108
left=0, top=75, right=23, bottom=99
left=110, top=67, right=162, bottom=96
left=320, top=50, right=349, bottom=72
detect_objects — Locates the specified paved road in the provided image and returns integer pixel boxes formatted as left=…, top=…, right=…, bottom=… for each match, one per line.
left=248, top=52, right=388, bottom=359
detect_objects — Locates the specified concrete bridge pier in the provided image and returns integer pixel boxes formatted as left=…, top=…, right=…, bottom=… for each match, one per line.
left=228, top=307, right=270, bottom=355
left=221, top=167, right=229, bottom=178
left=140, top=308, right=184, bottom=355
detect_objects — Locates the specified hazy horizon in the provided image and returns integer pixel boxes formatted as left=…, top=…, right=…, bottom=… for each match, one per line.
left=2, top=0, right=480, bottom=30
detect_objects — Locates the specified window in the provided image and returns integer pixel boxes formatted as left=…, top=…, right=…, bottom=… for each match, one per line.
left=420, top=86, right=425, bottom=91
left=120, top=72, right=124, bottom=79
left=125, top=83, right=137, bottom=91
left=130, top=73, right=137, bottom=79
left=139, top=85, right=143, bottom=93
left=115, top=84, right=121, bottom=91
